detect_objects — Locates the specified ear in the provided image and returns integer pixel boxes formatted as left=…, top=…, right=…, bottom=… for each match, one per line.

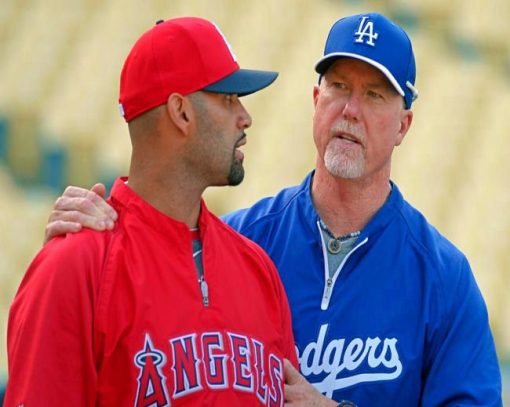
left=313, top=84, right=320, bottom=108
left=166, top=93, right=194, bottom=135
left=395, top=109, right=413, bottom=146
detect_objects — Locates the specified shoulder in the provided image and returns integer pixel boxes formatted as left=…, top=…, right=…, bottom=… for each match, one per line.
left=209, top=211, right=272, bottom=261
left=207, top=211, right=284, bottom=285
left=392, top=190, right=478, bottom=308
left=8, top=227, right=118, bottom=339
left=42, top=227, right=115, bottom=267
left=383, top=184, right=467, bottom=272
left=22, top=228, right=116, bottom=296
left=222, top=174, right=311, bottom=234
left=397, top=197, right=467, bottom=270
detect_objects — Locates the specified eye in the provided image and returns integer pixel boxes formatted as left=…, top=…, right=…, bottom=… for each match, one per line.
left=225, top=94, right=238, bottom=104
left=367, top=89, right=384, bottom=100
left=332, top=81, right=347, bottom=90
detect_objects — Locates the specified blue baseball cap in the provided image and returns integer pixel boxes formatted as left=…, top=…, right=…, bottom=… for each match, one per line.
left=315, top=13, right=418, bottom=109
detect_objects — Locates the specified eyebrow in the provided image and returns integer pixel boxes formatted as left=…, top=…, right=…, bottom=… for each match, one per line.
left=367, top=81, right=397, bottom=93
left=326, top=72, right=396, bottom=93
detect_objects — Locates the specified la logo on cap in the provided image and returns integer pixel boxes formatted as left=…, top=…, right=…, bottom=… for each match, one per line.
left=354, top=16, right=379, bottom=46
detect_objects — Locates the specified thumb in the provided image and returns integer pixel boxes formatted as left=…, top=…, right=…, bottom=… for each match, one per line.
left=90, top=182, right=107, bottom=198
left=283, top=358, right=303, bottom=385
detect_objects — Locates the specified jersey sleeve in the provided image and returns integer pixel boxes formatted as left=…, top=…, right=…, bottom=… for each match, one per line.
left=421, top=256, right=502, bottom=406
left=4, top=232, right=106, bottom=406
left=280, top=285, right=299, bottom=369
left=260, top=248, right=298, bottom=369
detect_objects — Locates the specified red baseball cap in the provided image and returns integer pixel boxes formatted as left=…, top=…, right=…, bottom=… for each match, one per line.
left=119, top=17, right=278, bottom=122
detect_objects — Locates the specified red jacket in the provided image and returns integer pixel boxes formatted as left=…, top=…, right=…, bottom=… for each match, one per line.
left=6, top=178, right=297, bottom=406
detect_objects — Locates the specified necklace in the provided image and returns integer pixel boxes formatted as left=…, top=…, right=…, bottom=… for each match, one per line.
left=328, top=238, right=342, bottom=254
left=319, top=219, right=360, bottom=255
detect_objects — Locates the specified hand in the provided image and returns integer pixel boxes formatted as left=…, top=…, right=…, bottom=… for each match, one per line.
left=283, top=359, right=337, bottom=406
left=44, top=183, right=118, bottom=245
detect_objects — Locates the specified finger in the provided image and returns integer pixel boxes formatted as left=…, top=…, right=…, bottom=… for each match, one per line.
left=61, top=185, right=117, bottom=220
left=54, top=196, right=108, bottom=218
left=61, top=185, right=98, bottom=198
left=90, top=182, right=107, bottom=198
left=54, top=194, right=117, bottom=222
left=48, top=210, right=112, bottom=231
left=283, top=358, right=303, bottom=385
left=284, top=383, right=298, bottom=403
left=44, top=221, right=82, bottom=245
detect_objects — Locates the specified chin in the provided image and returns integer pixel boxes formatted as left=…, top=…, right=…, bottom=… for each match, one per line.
left=228, top=173, right=244, bottom=186
left=325, top=153, right=364, bottom=179
left=227, top=161, right=245, bottom=186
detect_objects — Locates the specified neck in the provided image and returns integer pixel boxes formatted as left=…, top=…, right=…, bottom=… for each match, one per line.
left=126, top=110, right=208, bottom=228
left=311, top=164, right=391, bottom=237
left=128, top=163, right=205, bottom=229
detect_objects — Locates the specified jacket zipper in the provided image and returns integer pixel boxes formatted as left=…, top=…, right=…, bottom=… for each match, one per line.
left=193, top=244, right=209, bottom=307
left=317, top=221, right=368, bottom=310
left=198, top=275, right=209, bottom=307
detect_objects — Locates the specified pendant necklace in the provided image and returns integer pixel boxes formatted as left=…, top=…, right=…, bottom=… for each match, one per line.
left=319, top=219, right=360, bottom=255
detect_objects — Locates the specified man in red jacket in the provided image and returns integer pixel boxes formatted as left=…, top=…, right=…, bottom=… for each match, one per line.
left=5, top=17, right=298, bottom=406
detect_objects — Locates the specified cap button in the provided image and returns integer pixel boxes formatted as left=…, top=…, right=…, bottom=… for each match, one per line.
left=155, top=19, right=164, bottom=25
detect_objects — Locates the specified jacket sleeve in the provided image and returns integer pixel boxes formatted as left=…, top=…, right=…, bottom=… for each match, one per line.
left=421, top=256, right=502, bottom=406
left=4, top=233, right=104, bottom=406
left=261, top=252, right=298, bottom=369
left=280, top=285, right=299, bottom=369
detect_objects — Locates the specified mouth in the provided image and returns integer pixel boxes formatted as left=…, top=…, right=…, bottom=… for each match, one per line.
left=330, top=128, right=365, bottom=150
left=334, top=132, right=361, bottom=145
left=234, top=134, right=247, bottom=160
left=236, top=134, right=247, bottom=148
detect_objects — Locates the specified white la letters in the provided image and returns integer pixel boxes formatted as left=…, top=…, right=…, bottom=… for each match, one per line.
left=354, top=16, right=379, bottom=46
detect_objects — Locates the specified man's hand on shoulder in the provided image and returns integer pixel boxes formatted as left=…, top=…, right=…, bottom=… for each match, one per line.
left=44, top=183, right=118, bottom=245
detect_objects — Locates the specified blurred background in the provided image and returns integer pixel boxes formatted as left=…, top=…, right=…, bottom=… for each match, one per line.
left=1, top=0, right=509, bottom=403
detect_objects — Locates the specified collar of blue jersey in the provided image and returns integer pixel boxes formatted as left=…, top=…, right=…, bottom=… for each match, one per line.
left=303, top=170, right=404, bottom=242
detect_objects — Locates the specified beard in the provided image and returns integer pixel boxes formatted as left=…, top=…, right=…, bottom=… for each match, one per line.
left=227, top=158, right=245, bottom=186
left=324, top=140, right=365, bottom=179
left=323, top=119, right=366, bottom=179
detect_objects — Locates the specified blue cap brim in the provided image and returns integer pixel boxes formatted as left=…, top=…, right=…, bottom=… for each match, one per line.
left=315, top=54, right=405, bottom=98
left=203, top=69, right=278, bottom=96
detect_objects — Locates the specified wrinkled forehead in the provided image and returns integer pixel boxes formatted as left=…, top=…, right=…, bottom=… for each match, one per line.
left=323, top=58, right=398, bottom=92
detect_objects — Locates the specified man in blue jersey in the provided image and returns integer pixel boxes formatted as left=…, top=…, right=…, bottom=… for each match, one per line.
left=43, top=13, right=502, bottom=406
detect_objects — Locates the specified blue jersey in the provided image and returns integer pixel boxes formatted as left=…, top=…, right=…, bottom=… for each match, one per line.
left=223, top=171, right=502, bottom=406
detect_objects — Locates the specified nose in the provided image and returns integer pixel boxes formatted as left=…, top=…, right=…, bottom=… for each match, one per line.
left=237, top=100, right=252, bottom=129
left=341, top=94, right=361, bottom=122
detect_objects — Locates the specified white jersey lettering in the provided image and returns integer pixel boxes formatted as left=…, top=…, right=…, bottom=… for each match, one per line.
left=134, top=331, right=284, bottom=406
left=297, top=324, right=403, bottom=398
